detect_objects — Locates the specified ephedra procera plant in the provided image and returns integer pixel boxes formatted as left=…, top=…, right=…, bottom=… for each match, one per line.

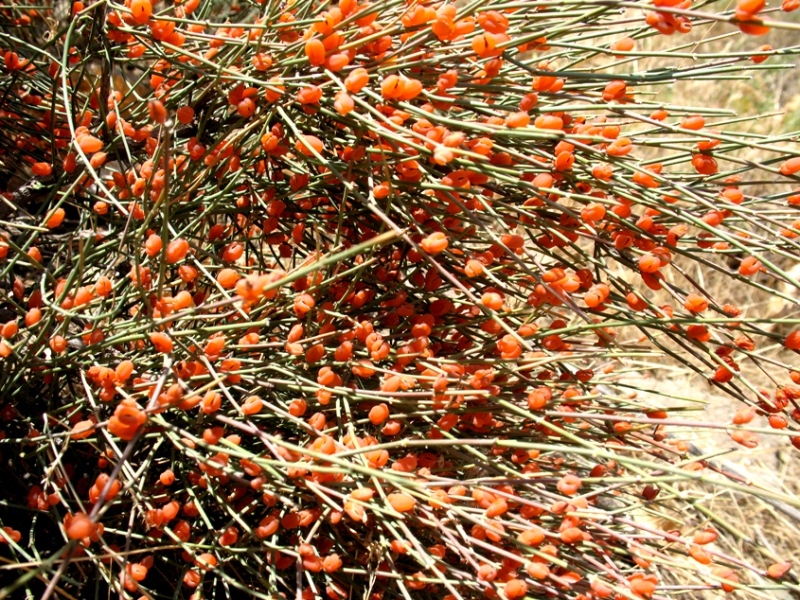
left=2, top=0, right=800, bottom=597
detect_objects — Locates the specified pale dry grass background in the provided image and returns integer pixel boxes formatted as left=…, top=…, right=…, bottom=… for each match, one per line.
left=594, top=5, right=800, bottom=596
left=615, top=372, right=800, bottom=598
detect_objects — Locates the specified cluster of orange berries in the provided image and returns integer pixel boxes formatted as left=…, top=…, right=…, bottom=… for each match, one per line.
left=2, top=0, right=800, bottom=596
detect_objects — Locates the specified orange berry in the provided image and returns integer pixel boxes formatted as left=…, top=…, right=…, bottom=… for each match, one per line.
left=50, top=335, right=67, bottom=353
left=602, top=80, right=627, bottom=102
left=769, top=414, right=788, bottom=429
left=477, top=563, right=497, bottom=581
left=732, top=406, right=756, bottom=425
left=159, top=469, right=175, bottom=486
left=471, top=32, right=497, bottom=57
left=738, top=255, right=762, bottom=276
left=712, top=567, right=739, bottom=593
left=70, top=419, right=95, bottom=440
left=630, top=576, right=657, bottom=597
left=149, top=331, right=173, bottom=353
left=683, top=293, right=708, bottom=313
left=296, top=85, right=322, bottom=104
left=420, top=232, right=448, bottom=254
left=176, top=106, right=194, bottom=124
left=557, top=474, right=582, bottom=495
left=610, top=36, right=635, bottom=53
left=265, top=77, right=285, bottom=102
left=32, top=162, right=52, bottom=177
left=526, top=562, right=550, bottom=579
left=651, top=109, right=669, bottom=121
left=381, top=75, right=402, bottom=99
left=305, top=39, right=326, bottom=66
left=737, top=0, right=765, bottom=13
left=485, top=498, right=508, bottom=517
left=242, top=395, right=263, bottom=415
left=221, top=241, right=244, bottom=263
left=780, top=156, right=800, bottom=176
left=481, top=292, right=503, bottom=311
left=581, top=203, right=606, bottom=222
left=65, top=513, right=94, bottom=540
left=196, top=553, right=218, bottom=571
left=166, top=238, right=189, bottom=263
left=681, top=115, right=705, bottom=130
left=752, top=44, right=772, bottom=63
left=388, top=492, right=416, bottom=512
left=497, top=334, right=522, bottom=359
left=517, top=526, right=546, bottom=546
left=326, top=53, right=350, bottom=71
left=785, top=330, right=800, bottom=350
left=323, top=554, right=342, bottom=573
left=504, top=579, right=528, bottom=599
left=0, top=525, right=22, bottom=544
left=505, top=112, right=530, bottom=128
left=464, top=259, right=484, bottom=278
left=288, top=398, right=307, bottom=416
left=237, top=98, right=256, bottom=118
left=534, top=115, right=563, bottom=130
left=204, top=336, right=226, bottom=357
left=334, top=91, right=354, bottom=115
left=767, top=562, right=791, bottom=579
left=295, top=135, right=324, bottom=156
left=24, top=308, right=42, bottom=327
left=1, top=321, right=17, bottom=339
left=183, top=570, right=201, bottom=588
left=178, top=265, right=198, bottom=283
left=217, top=268, right=240, bottom=289
left=46, top=208, right=66, bottom=229
left=693, top=528, right=718, bottom=545
left=115, top=359, right=134, bottom=382
left=344, top=68, right=369, bottom=93
left=148, top=100, right=167, bottom=124
left=78, top=135, right=103, bottom=154
left=145, top=233, right=163, bottom=257
left=688, top=544, right=712, bottom=564
left=293, top=293, right=315, bottom=317
left=130, top=0, right=152, bottom=24
left=638, top=254, right=661, bottom=274
left=368, top=403, right=389, bottom=425
left=560, top=527, right=584, bottom=544
left=127, top=563, right=148, bottom=582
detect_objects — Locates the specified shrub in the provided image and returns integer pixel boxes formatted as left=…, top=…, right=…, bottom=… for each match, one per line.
left=0, top=0, right=799, bottom=598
